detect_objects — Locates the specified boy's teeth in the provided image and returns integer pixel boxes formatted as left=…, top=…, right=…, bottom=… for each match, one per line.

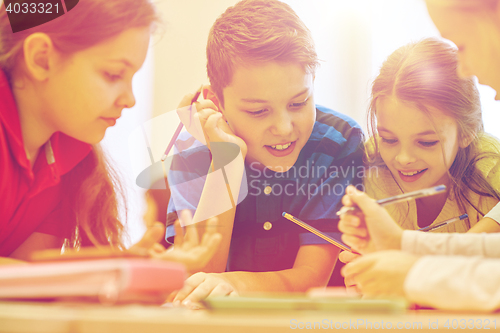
left=270, top=142, right=292, bottom=150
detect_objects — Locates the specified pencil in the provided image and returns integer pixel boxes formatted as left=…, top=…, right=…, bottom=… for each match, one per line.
left=161, top=85, right=203, bottom=162
left=418, top=214, right=468, bottom=232
left=282, top=212, right=357, bottom=253
left=336, top=184, right=447, bottom=216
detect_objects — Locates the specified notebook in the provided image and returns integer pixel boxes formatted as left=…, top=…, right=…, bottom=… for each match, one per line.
left=0, top=258, right=186, bottom=304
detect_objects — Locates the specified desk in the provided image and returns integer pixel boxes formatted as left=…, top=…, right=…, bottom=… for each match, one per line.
left=1, top=301, right=499, bottom=333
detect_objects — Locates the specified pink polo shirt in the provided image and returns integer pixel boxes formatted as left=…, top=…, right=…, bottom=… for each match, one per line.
left=0, top=71, right=92, bottom=256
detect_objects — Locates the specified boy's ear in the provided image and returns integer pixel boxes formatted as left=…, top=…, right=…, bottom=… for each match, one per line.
left=203, top=85, right=222, bottom=110
left=23, top=33, right=55, bottom=82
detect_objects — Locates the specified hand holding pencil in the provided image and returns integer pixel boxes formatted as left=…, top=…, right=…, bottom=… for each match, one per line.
left=174, top=86, right=248, bottom=158
left=337, top=185, right=406, bottom=255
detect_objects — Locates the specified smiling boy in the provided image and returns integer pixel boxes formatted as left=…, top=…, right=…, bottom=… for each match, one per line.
left=166, top=0, right=364, bottom=304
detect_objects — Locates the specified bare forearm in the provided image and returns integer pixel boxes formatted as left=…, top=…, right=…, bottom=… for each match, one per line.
left=221, top=266, right=330, bottom=293
left=222, top=245, right=340, bottom=293
left=468, top=217, right=500, bottom=233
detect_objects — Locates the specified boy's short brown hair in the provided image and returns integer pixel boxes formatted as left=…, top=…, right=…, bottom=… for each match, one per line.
left=207, top=0, right=319, bottom=106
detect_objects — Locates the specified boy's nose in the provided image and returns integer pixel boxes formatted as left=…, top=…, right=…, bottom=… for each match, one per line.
left=271, top=111, right=293, bottom=136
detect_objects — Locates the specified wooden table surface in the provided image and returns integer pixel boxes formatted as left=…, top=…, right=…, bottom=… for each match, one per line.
left=1, top=301, right=499, bottom=333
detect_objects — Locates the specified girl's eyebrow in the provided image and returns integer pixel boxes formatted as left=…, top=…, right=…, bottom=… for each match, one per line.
left=378, top=127, right=437, bottom=136
left=108, top=59, right=136, bottom=69
left=416, top=130, right=437, bottom=136
left=377, top=126, right=392, bottom=134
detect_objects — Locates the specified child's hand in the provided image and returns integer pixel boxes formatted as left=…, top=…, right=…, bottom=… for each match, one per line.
left=128, top=222, right=166, bottom=256
left=341, top=250, right=419, bottom=298
left=339, top=251, right=361, bottom=294
left=170, top=272, right=238, bottom=309
left=177, top=93, right=248, bottom=158
left=149, top=211, right=222, bottom=275
left=338, top=186, right=403, bottom=254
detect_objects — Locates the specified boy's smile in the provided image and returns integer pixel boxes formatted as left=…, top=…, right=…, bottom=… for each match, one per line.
left=219, top=62, right=315, bottom=172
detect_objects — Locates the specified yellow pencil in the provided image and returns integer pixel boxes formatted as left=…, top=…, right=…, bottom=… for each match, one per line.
left=282, top=212, right=357, bottom=253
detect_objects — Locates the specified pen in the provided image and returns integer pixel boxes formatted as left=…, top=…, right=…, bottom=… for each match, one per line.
left=282, top=212, right=358, bottom=253
left=161, top=85, right=203, bottom=162
left=336, top=184, right=447, bottom=216
left=418, top=214, right=468, bottom=232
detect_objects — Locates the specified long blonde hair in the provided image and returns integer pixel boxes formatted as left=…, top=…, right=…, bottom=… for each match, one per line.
left=367, top=38, right=500, bottom=215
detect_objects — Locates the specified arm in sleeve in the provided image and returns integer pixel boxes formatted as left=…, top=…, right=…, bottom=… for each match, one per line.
left=405, top=256, right=500, bottom=311
left=402, top=230, right=500, bottom=257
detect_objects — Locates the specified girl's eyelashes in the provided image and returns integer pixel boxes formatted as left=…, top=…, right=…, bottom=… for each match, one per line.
left=419, top=140, right=439, bottom=147
left=104, top=71, right=124, bottom=82
left=380, top=136, right=439, bottom=148
left=380, top=137, right=397, bottom=144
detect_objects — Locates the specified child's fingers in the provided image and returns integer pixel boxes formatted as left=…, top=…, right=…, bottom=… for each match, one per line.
left=346, top=187, right=382, bottom=217
left=148, top=243, right=166, bottom=255
left=179, top=210, right=193, bottom=227
left=207, top=282, right=236, bottom=298
left=177, top=93, right=197, bottom=109
left=338, top=217, right=366, bottom=237
left=173, top=220, right=184, bottom=248
left=338, top=250, right=361, bottom=264
left=180, top=280, right=215, bottom=305
left=204, top=112, right=225, bottom=140
left=199, top=233, right=222, bottom=267
left=130, top=222, right=165, bottom=255
left=193, top=100, right=218, bottom=112
left=180, top=210, right=199, bottom=246
left=194, top=108, right=218, bottom=125
left=341, top=256, right=376, bottom=280
left=166, top=289, right=179, bottom=303
left=341, top=194, right=354, bottom=207
left=204, top=217, right=219, bottom=234
left=344, top=275, right=357, bottom=288
left=339, top=212, right=362, bottom=227
left=173, top=272, right=207, bottom=303
left=341, top=234, right=367, bottom=252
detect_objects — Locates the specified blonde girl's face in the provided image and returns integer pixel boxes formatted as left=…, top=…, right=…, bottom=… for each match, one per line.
left=375, top=96, right=464, bottom=193
left=42, top=27, right=150, bottom=144
left=426, top=3, right=500, bottom=99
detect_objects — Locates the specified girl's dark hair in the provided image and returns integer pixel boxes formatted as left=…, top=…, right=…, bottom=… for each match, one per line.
left=368, top=37, right=500, bottom=215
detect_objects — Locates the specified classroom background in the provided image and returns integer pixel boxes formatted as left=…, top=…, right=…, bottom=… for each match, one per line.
left=100, top=0, right=500, bottom=246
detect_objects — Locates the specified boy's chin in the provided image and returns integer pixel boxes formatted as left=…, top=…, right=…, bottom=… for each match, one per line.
left=265, top=163, right=295, bottom=173
left=247, top=155, right=298, bottom=173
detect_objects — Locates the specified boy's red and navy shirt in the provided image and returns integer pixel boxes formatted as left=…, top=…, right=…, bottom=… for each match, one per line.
left=166, top=105, right=365, bottom=272
left=0, top=70, right=92, bottom=256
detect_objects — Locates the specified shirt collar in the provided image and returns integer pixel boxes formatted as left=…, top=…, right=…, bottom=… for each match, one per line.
left=0, top=70, right=92, bottom=176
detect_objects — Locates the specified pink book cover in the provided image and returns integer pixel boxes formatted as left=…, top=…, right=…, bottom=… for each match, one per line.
left=0, top=259, right=186, bottom=304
